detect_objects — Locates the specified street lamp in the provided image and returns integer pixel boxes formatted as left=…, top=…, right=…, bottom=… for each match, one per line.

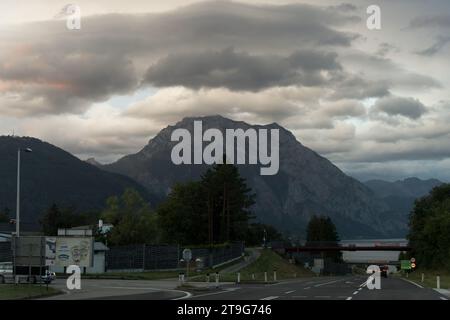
left=16, top=147, right=32, bottom=237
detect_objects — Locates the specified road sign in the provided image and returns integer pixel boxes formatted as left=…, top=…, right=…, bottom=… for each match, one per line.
left=182, top=248, right=192, bottom=261
left=401, top=260, right=412, bottom=270
left=410, top=257, right=416, bottom=263
left=411, top=262, right=416, bottom=269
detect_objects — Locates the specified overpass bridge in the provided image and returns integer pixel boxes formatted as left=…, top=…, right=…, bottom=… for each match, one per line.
left=285, top=245, right=411, bottom=252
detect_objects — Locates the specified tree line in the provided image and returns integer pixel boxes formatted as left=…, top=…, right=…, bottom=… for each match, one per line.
left=39, top=162, right=284, bottom=247
left=408, top=183, right=450, bottom=269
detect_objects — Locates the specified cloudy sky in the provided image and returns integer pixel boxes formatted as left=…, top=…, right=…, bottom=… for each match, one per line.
left=1, top=0, right=449, bottom=181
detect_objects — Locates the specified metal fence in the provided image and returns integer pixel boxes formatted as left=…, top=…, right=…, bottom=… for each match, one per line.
left=0, top=241, right=12, bottom=262
left=105, top=242, right=244, bottom=272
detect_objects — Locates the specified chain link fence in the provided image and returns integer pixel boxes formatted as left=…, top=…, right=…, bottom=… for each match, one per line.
left=105, top=242, right=244, bottom=272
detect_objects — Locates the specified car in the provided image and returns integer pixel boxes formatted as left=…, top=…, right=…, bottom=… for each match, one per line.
left=40, top=270, right=56, bottom=284
left=0, top=262, right=13, bottom=284
left=380, top=265, right=389, bottom=278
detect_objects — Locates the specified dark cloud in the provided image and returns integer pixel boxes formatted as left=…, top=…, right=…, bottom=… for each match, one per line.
left=371, top=96, right=427, bottom=119
left=0, top=1, right=363, bottom=116
left=144, top=48, right=341, bottom=91
left=0, top=52, right=138, bottom=115
left=409, top=14, right=450, bottom=29
left=416, top=36, right=450, bottom=56
left=329, top=73, right=390, bottom=100
left=377, top=42, right=399, bottom=57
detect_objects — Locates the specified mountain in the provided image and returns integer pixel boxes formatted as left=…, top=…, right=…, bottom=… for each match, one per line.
left=364, top=178, right=443, bottom=199
left=364, top=178, right=443, bottom=224
left=85, top=157, right=102, bottom=167
left=104, top=115, right=405, bottom=238
left=0, top=136, right=151, bottom=230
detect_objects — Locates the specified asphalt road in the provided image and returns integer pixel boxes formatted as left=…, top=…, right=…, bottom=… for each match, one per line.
left=185, top=275, right=449, bottom=301
left=39, top=275, right=449, bottom=300
left=39, top=278, right=191, bottom=300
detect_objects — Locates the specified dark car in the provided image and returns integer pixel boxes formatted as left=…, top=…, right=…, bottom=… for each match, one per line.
left=380, top=265, right=388, bottom=278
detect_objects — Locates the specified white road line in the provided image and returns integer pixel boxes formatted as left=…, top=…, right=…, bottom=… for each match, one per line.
left=261, top=296, right=279, bottom=300
left=101, top=285, right=193, bottom=300
left=285, top=290, right=295, bottom=294
left=400, top=278, right=424, bottom=289
left=314, top=280, right=341, bottom=287
left=440, top=297, right=448, bottom=301
left=353, top=291, right=359, bottom=295
left=304, top=287, right=311, bottom=290
left=358, top=288, right=363, bottom=291
left=292, top=295, right=308, bottom=298
left=101, top=286, right=160, bottom=290
left=314, top=296, right=331, bottom=298
left=182, top=290, right=230, bottom=299
left=346, top=297, right=353, bottom=300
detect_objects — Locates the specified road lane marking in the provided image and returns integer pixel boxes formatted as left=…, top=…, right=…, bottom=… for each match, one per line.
left=292, top=295, right=308, bottom=298
left=353, top=291, right=359, bottom=295
left=400, top=278, right=424, bottom=289
left=304, top=287, right=311, bottom=290
left=358, top=288, right=362, bottom=291
left=440, top=297, right=448, bottom=300
left=261, top=296, right=279, bottom=300
left=181, top=288, right=239, bottom=299
left=346, top=297, right=353, bottom=300
left=285, top=290, right=295, bottom=294
left=314, top=296, right=331, bottom=298
left=314, top=280, right=341, bottom=287
left=101, top=285, right=193, bottom=300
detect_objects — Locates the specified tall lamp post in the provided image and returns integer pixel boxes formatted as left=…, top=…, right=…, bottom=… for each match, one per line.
left=16, top=147, right=32, bottom=237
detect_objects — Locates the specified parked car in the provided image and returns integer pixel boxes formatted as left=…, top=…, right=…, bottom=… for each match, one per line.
left=0, top=262, right=13, bottom=283
left=380, top=265, right=389, bottom=278
left=0, top=262, right=55, bottom=284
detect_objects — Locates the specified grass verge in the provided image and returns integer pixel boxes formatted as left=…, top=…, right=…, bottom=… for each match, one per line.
left=192, top=249, right=314, bottom=283
left=401, top=270, right=450, bottom=290
left=0, top=284, right=61, bottom=300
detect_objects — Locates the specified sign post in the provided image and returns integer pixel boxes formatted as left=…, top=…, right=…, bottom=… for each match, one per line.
left=182, top=249, right=192, bottom=279
left=400, top=260, right=411, bottom=270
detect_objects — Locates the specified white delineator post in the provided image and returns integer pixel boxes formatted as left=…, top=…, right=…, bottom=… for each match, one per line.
left=237, top=272, right=240, bottom=284
left=421, top=273, right=424, bottom=283
left=437, top=275, right=440, bottom=289
left=264, top=272, right=268, bottom=283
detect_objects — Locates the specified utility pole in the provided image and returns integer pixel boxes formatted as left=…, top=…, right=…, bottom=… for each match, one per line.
left=16, top=149, right=21, bottom=237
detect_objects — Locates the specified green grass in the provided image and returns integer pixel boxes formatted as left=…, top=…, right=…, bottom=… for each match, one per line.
left=192, top=249, right=314, bottom=283
left=401, top=270, right=450, bottom=289
left=0, top=284, right=60, bottom=300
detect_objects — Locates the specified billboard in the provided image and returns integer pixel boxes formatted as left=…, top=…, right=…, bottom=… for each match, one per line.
left=54, top=237, right=93, bottom=267
left=45, top=237, right=56, bottom=266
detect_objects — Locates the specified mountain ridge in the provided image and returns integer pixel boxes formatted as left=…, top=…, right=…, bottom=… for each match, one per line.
left=0, top=135, right=152, bottom=230
left=104, top=115, right=404, bottom=238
